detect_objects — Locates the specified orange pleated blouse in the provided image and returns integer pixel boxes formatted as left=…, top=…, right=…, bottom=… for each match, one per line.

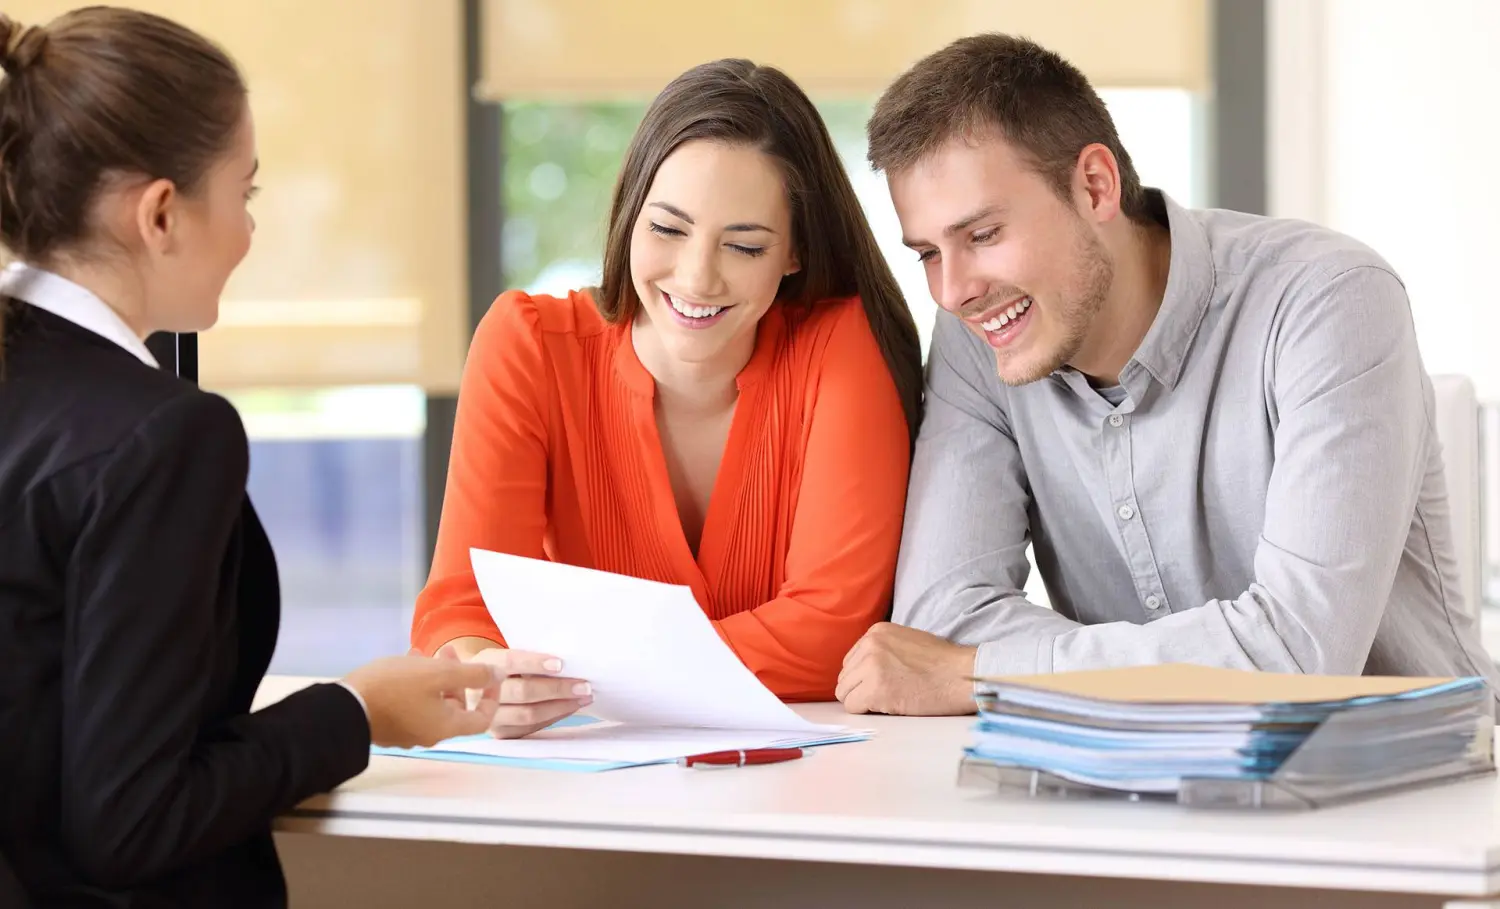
left=410, top=289, right=911, bottom=700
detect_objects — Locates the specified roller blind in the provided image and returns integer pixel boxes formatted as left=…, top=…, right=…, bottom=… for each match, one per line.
left=8, top=0, right=468, bottom=393
left=477, top=0, right=1210, bottom=100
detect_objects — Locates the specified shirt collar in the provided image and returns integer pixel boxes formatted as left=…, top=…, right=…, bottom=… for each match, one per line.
left=1125, top=189, right=1215, bottom=391
left=0, top=261, right=160, bottom=369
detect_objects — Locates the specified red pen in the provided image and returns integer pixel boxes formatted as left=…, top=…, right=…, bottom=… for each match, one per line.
left=678, top=747, right=808, bottom=769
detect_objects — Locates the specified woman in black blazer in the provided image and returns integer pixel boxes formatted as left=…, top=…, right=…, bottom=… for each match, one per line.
left=0, top=9, right=578, bottom=907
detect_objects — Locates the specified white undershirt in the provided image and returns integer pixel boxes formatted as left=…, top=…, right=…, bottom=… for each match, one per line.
left=0, top=261, right=160, bottom=369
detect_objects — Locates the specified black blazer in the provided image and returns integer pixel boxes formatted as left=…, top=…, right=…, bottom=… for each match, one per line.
left=0, top=302, right=371, bottom=908
left=0, top=849, right=32, bottom=909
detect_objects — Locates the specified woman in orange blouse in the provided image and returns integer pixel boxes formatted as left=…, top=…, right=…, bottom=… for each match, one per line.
left=411, top=58, right=923, bottom=736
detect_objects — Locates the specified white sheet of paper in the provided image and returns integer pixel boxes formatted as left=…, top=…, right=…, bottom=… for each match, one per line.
left=471, top=548, right=850, bottom=733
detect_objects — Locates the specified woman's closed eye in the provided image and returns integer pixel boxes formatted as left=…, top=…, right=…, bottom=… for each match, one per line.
left=649, top=221, right=766, bottom=258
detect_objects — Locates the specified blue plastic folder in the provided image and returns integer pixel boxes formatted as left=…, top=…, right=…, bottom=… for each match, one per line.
left=961, top=664, right=1495, bottom=798
left=370, top=715, right=643, bottom=773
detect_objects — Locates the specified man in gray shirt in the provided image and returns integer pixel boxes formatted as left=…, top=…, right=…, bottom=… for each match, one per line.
left=835, top=33, right=1499, bottom=716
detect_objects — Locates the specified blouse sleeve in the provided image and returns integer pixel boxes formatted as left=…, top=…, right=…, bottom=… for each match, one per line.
left=410, top=291, right=551, bottom=654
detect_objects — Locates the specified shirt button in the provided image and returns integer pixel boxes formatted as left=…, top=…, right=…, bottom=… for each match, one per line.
left=1145, top=595, right=1162, bottom=610
left=1108, top=414, right=1124, bottom=427
left=1117, top=504, right=1135, bottom=521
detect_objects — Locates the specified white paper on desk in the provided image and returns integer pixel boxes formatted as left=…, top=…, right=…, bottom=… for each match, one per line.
left=470, top=548, right=853, bottom=734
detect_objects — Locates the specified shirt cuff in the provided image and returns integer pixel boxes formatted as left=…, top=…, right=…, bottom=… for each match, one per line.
left=335, top=680, right=370, bottom=720
left=973, top=631, right=1056, bottom=681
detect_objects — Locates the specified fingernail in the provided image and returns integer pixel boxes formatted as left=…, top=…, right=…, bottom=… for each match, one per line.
left=572, top=682, right=592, bottom=696
left=578, top=695, right=594, bottom=706
left=544, top=658, right=562, bottom=673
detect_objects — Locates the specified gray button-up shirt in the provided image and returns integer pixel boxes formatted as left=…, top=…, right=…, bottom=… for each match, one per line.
left=894, top=190, right=1500, bottom=696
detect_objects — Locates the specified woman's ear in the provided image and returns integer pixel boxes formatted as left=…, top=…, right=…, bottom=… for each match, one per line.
left=133, top=177, right=180, bottom=256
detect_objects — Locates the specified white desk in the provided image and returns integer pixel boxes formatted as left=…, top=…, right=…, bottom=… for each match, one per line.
left=259, top=676, right=1500, bottom=909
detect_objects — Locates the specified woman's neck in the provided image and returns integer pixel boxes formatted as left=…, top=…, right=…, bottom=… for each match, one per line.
left=46, top=258, right=152, bottom=340
left=631, top=317, right=753, bottom=415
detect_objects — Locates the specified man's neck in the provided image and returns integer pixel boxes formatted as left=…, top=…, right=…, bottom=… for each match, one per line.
left=1070, top=218, right=1173, bottom=387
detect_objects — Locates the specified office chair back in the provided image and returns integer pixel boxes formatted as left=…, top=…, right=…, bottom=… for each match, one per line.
left=1430, top=373, right=1482, bottom=618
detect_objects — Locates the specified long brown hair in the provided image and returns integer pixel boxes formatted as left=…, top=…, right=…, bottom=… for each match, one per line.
left=597, top=59, right=924, bottom=444
left=0, top=8, right=246, bottom=371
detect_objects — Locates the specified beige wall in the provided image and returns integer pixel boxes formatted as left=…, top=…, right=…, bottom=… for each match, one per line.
left=478, top=0, right=1210, bottom=99
left=11, top=1, right=469, bottom=393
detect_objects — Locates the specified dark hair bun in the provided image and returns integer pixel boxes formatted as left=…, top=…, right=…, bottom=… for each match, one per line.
left=0, top=15, right=48, bottom=75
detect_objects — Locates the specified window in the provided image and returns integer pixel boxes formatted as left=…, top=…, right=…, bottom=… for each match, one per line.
left=226, top=387, right=428, bottom=675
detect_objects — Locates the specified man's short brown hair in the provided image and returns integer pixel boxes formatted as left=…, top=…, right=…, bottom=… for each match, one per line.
left=868, top=33, right=1149, bottom=222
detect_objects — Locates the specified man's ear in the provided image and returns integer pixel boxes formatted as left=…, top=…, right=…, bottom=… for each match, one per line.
left=1075, top=143, right=1123, bottom=224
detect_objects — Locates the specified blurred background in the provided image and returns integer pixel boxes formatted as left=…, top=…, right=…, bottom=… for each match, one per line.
left=9, top=0, right=1498, bottom=674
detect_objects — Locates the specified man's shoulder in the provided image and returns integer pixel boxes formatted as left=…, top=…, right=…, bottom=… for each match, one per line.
left=1185, top=207, right=1421, bottom=399
left=925, top=309, right=1028, bottom=425
left=1193, top=206, right=1401, bottom=289
left=930, top=309, right=1005, bottom=385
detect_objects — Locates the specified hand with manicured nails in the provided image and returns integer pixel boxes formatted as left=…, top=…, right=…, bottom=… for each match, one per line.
left=432, top=642, right=594, bottom=740
left=341, top=655, right=505, bottom=749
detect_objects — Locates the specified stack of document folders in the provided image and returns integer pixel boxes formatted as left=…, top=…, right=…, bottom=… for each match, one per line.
left=957, top=664, right=1495, bottom=809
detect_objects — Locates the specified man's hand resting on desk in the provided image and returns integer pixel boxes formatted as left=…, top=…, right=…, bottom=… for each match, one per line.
left=836, top=623, right=978, bottom=716
left=432, top=639, right=594, bottom=739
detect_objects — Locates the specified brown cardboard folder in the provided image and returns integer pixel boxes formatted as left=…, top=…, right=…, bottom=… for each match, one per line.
left=972, top=663, right=1460, bottom=705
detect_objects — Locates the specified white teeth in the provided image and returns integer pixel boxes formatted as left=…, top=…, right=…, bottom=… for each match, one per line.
left=666, top=293, right=724, bottom=320
left=979, top=297, right=1031, bottom=332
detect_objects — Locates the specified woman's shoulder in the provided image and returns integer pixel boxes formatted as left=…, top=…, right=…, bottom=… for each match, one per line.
left=771, top=293, right=907, bottom=419
left=789, top=292, right=875, bottom=334
left=477, top=288, right=612, bottom=341
left=780, top=294, right=881, bottom=366
left=466, top=287, right=620, bottom=393
left=0, top=374, right=245, bottom=516
left=1, top=312, right=243, bottom=487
